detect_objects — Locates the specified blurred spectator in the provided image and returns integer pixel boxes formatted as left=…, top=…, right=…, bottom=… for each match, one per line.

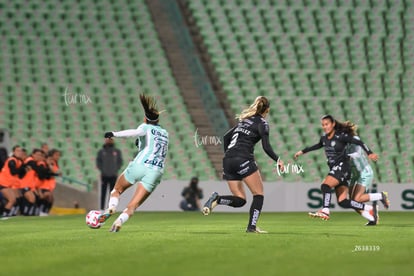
left=0, top=147, right=8, bottom=170
left=37, top=149, right=61, bottom=216
left=41, top=143, right=49, bottom=155
left=0, top=145, right=27, bottom=217
left=21, top=148, right=28, bottom=160
left=20, top=149, right=44, bottom=216
left=180, top=177, right=203, bottom=211
left=96, top=138, right=123, bottom=211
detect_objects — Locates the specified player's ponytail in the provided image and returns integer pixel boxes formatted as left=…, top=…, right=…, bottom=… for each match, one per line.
left=337, top=121, right=357, bottom=136
left=140, top=94, right=159, bottom=124
left=236, top=96, right=270, bottom=121
left=321, top=114, right=357, bottom=136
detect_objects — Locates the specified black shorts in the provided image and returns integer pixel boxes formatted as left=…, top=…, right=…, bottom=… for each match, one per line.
left=328, top=161, right=351, bottom=186
left=20, top=187, right=31, bottom=194
left=223, top=157, right=258, bottom=181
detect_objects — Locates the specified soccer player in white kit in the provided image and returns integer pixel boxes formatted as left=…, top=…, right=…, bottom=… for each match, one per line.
left=347, top=136, right=390, bottom=225
left=98, top=94, right=168, bottom=232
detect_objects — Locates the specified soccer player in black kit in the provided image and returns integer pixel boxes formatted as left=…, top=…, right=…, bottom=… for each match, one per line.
left=202, top=96, right=284, bottom=233
left=294, top=115, right=379, bottom=222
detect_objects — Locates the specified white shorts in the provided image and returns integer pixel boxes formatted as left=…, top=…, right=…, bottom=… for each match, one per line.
left=123, top=161, right=163, bottom=193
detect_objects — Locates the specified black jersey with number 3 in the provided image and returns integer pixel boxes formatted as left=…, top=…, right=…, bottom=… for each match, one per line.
left=223, top=115, right=279, bottom=162
left=302, top=132, right=373, bottom=168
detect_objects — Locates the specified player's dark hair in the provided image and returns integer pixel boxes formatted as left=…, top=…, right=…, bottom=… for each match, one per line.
left=48, top=149, right=61, bottom=157
left=32, top=148, right=43, bottom=155
left=12, top=145, right=21, bottom=152
left=321, top=114, right=357, bottom=136
left=140, top=94, right=159, bottom=124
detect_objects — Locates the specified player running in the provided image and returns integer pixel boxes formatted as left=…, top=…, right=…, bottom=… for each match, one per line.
left=202, top=96, right=283, bottom=233
left=294, top=115, right=378, bottom=223
left=98, top=94, right=168, bottom=232
left=347, top=135, right=390, bottom=225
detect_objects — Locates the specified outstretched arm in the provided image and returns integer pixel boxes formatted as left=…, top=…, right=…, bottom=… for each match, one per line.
left=294, top=137, right=323, bottom=159
left=105, top=125, right=146, bottom=138
left=258, top=122, right=279, bottom=162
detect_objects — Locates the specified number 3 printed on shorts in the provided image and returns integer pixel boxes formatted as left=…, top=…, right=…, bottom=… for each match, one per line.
left=228, top=133, right=239, bottom=149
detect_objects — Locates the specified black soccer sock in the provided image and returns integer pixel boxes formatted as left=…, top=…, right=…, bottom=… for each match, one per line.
left=2, top=208, right=11, bottom=217
left=338, top=199, right=365, bottom=211
left=217, top=196, right=246, bottom=208
left=11, top=197, right=22, bottom=216
left=34, top=203, right=40, bottom=216
left=44, top=201, right=53, bottom=214
left=20, top=197, right=29, bottom=216
left=38, top=199, right=47, bottom=213
left=321, top=184, right=332, bottom=209
left=247, top=195, right=264, bottom=230
left=28, top=202, right=35, bottom=216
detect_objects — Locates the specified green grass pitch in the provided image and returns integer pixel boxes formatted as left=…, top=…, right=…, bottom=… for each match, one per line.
left=1, top=212, right=413, bottom=276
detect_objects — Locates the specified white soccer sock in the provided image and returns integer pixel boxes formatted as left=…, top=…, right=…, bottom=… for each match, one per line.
left=118, top=212, right=129, bottom=225
left=107, top=197, right=119, bottom=212
left=363, top=204, right=373, bottom=211
left=322, top=207, right=330, bottom=214
left=369, top=193, right=382, bottom=201
left=361, top=209, right=374, bottom=221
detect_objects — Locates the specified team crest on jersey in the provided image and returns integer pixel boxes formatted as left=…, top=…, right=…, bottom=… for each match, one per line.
left=331, top=141, right=336, bottom=147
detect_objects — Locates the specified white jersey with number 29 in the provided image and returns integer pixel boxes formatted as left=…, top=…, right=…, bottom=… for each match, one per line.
left=113, top=123, right=169, bottom=172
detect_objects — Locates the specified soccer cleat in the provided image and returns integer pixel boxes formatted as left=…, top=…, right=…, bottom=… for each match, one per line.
left=98, top=207, right=115, bottom=224
left=380, top=191, right=390, bottom=209
left=308, top=210, right=330, bottom=221
left=202, top=192, right=218, bottom=216
left=246, top=227, right=268, bottom=234
left=109, top=221, right=122, bottom=232
left=365, top=221, right=376, bottom=226
left=365, top=203, right=379, bottom=226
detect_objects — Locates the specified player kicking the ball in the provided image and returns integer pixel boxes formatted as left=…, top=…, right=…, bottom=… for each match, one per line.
left=202, top=96, right=283, bottom=233
left=98, top=94, right=168, bottom=232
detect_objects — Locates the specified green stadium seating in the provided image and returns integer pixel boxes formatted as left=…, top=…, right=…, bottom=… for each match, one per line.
left=186, top=0, right=414, bottom=183
left=0, top=0, right=218, bottom=188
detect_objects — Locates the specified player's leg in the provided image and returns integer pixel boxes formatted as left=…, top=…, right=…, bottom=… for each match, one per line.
left=21, top=189, right=36, bottom=216
left=1, top=188, right=16, bottom=217
left=11, top=188, right=22, bottom=216
left=202, top=180, right=246, bottom=215
left=350, top=184, right=370, bottom=202
left=109, top=170, right=161, bottom=232
left=99, top=173, right=132, bottom=223
left=202, top=157, right=247, bottom=215
left=308, top=175, right=338, bottom=220
left=335, top=185, right=376, bottom=222
left=109, top=182, right=151, bottom=232
left=353, top=168, right=390, bottom=209
left=243, top=170, right=267, bottom=233
left=350, top=184, right=380, bottom=225
left=37, top=190, right=53, bottom=216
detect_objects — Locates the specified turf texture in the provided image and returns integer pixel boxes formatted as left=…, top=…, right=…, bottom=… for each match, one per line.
left=0, top=212, right=412, bottom=276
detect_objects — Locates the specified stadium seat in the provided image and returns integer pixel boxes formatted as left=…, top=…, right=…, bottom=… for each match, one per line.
left=186, top=0, right=414, bottom=183
left=0, top=0, right=219, bottom=188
